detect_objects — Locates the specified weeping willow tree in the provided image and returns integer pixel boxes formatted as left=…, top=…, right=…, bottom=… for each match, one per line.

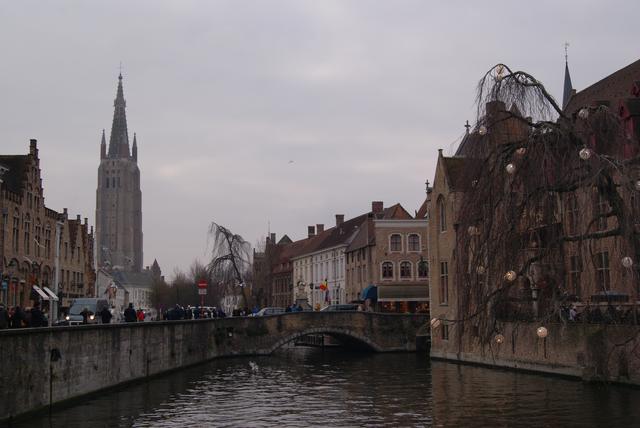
left=207, top=222, right=252, bottom=309
left=451, top=64, right=640, bottom=347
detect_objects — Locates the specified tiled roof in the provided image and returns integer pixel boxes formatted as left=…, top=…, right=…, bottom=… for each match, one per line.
left=111, top=270, right=153, bottom=289
left=345, top=203, right=413, bottom=253
left=442, top=156, right=475, bottom=191
left=564, top=58, right=640, bottom=116
left=416, top=196, right=429, bottom=219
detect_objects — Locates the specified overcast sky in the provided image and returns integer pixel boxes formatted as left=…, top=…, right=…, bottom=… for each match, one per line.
left=1, top=1, right=638, bottom=278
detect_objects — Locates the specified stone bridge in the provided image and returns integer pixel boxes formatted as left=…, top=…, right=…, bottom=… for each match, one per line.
left=0, top=312, right=428, bottom=421
left=219, top=311, right=428, bottom=354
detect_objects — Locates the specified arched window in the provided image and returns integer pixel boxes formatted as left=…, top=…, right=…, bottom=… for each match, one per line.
left=390, top=234, right=402, bottom=252
left=408, top=234, right=420, bottom=252
left=24, top=214, right=31, bottom=255
left=12, top=209, right=20, bottom=251
left=418, top=259, right=429, bottom=278
left=400, top=261, right=412, bottom=279
left=382, top=262, right=394, bottom=279
left=438, top=195, right=447, bottom=232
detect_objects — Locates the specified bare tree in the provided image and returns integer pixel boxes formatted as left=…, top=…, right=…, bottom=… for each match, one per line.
left=207, top=222, right=252, bottom=309
left=447, top=63, right=640, bottom=352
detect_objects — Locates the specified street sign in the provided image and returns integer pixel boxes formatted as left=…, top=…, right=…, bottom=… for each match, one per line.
left=197, top=280, right=207, bottom=289
left=198, top=289, right=207, bottom=295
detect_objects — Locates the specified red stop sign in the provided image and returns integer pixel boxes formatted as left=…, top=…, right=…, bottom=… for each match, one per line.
left=197, top=280, right=207, bottom=289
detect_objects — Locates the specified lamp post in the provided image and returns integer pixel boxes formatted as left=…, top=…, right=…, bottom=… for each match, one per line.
left=51, top=217, right=63, bottom=326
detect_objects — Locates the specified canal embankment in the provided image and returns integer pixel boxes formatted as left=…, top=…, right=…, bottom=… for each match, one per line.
left=0, top=312, right=427, bottom=421
left=430, top=321, right=640, bottom=385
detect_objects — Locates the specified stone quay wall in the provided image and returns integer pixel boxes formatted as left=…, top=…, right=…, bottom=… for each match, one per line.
left=430, top=321, right=640, bottom=385
left=0, top=312, right=428, bottom=421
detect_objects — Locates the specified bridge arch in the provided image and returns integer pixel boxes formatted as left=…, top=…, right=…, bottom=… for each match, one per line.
left=266, top=326, right=384, bottom=354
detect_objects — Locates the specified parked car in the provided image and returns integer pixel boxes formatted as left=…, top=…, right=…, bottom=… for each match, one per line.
left=253, top=307, right=285, bottom=317
left=58, top=298, right=109, bottom=325
left=321, top=304, right=359, bottom=312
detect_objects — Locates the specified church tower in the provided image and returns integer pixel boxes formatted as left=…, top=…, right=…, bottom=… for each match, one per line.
left=96, top=74, right=143, bottom=271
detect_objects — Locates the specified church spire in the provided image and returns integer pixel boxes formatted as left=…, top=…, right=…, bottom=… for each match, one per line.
left=100, top=129, right=106, bottom=159
left=562, top=43, right=574, bottom=110
left=107, top=73, right=130, bottom=158
left=132, top=132, right=138, bottom=162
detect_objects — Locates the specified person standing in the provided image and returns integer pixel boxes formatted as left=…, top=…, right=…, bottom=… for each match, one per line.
left=10, top=306, right=25, bottom=328
left=0, top=304, right=9, bottom=329
left=124, top=303, right=137, bottom=322
left=100, top=306, right=113, bottom=324
left=136, top=309, right=145, bottom=322
left=30, top=302, right=46, bottom=327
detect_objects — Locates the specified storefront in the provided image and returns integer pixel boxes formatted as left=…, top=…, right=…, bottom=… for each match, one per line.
left=377, top=285, right=429, bottom=314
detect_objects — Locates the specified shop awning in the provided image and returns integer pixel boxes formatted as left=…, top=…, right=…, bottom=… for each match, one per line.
left=360, top=284, right=377, bottom=301
left=32, top=285, right=50, bottom=300
left=378, top=285, right=429, bottom=302
left=43, top=286, right=59, bottom=302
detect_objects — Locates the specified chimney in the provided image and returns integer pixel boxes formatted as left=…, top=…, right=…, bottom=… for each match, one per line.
left=84, top=218, right=88, bottom=225
left=372, top=201, right=384, bottom=214
left=29, top=139, right=38, bottom=156
left=335, top=214, right=344, bottom=226
left=316, top=224, right=324, bottom=234
left=308, top=225, right=315, bottom=238
left=270, top=233, right=276, bottom=243
left=76, top=214, right=81, bottom=221
left=63, top=208, right=68, bottom=219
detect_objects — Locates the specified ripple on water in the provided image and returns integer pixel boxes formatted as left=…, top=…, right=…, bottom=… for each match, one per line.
left=10, top=348, right=640, bottom=428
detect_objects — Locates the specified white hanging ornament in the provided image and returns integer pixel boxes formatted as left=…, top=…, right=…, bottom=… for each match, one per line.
left=505, top=163, right=516, bottom=174
left=579, top=148, right=593, bottom=160
left=622, top=256, right=633, bottom=268
left=478, top=125, right=487, bottom=135
left=634, top=180, right=640, bottom=191
left=515, top=147, right=527, bottom=156
left=494, top=334, right=505, bottom=344
left=536, top=326, right=548, bottom=338
left=504, top=270, right=517, bottom=282
left=578, top=108, right=589, bottom=119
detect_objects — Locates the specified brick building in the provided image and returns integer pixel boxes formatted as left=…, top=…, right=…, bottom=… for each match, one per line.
left=0, top=139, right=95, bottom=309
left=428, top=59, right=640, bottom=361
left=344, top=202, right=429, bottom=312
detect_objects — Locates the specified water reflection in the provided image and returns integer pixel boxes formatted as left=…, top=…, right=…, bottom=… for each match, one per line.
left=8, top=348, right=639, bottom=428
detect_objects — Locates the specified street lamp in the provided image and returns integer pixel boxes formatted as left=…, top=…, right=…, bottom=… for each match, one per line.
left=51, top=216, right=64, bottom=325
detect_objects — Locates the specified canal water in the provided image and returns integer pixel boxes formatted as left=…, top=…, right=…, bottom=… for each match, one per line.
left=10, top=347, right=639, bottom=428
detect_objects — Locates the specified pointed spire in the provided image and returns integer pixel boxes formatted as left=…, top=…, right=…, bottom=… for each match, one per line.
left=562, top=43, right=574, bottom=110
left=100, top=129, right=106, bottom=159
left=107, top=73, right=130, bottom=158
left=132, top=132, right=138, bottom=162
